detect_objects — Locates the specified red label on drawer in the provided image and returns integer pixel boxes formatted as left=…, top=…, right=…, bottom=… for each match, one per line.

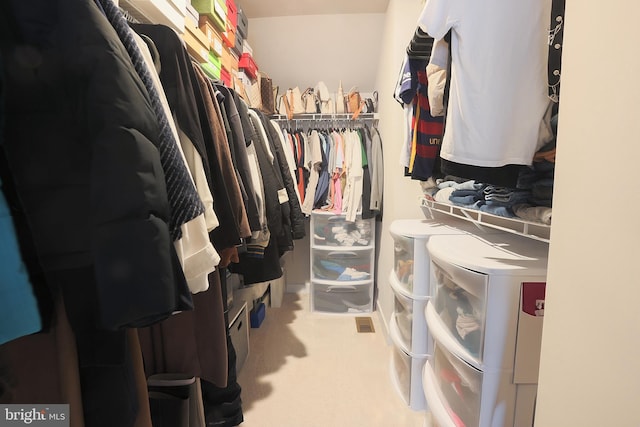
left=521, top=282, right=546, bottom=316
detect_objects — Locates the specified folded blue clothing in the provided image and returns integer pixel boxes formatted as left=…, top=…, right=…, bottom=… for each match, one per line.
left=450, top=188, right=484, bottom=197
left=485, top=190, right=531, bottom=204
left=483, top=185, right=515, bottom=195
left=479, top=203, right=516, bottom=218
left=482, top=197, right=530, bottom=208
left=450, top=195, right=482, bottom=207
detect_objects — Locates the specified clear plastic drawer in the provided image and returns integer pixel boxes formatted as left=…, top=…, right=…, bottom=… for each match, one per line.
left=391, top=233, right=415, bottom=290
left=391, top=275, right=430, bottom=355
left=311, top=282, right=372, bottom=313
left=432, top=342, right=483, bottom=427
left=390, top=344, right=427, bottom=410
left=431, top=259, right=488, bottom=361
left=311, top=249, right=372, bottom=282
left=312, top=213, right=373, bottom=247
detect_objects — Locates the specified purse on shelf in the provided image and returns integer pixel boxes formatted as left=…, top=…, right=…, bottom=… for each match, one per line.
left=290, top=86, right=305, bottom=115
left=277, top=91, right=294, bottom=120
left=250, top=72, right=276, bottom=115
left=277, top=95, right=286, bottom=116
left=361, top=91, right=378, bottom=114
left=347, top=87, right=364, bottom=119
left=362, top=98, right=375, bottom=113
left=315, top=81, right=335, bottom=114
left=302, top=87, right=319, bottom=113
left=280, top=87, right=305, bottom=116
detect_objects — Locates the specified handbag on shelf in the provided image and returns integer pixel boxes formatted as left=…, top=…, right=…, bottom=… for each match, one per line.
left=272, top=85, right=280, bottom=114
left=290, top=86, right=305, bottom=115
left=315, top=81, right=335, bottom=114
left=302, top=87, right=319, bottom=113
left=250, top=72, right=276, bottom=115
left=347, top=87, right=364, bottom=119
left=277, top=93, right=294, bottom=120
left=277, top=95, right=286, bottom=116
left=361, top=91, right=379, bottom=114
left=279, top=87, right=305, bottom=117
left=362, top=98, right=375, bottom=113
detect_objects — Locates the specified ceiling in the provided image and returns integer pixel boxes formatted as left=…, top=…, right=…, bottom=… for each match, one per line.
left=235, top=0, right=390, bottom=18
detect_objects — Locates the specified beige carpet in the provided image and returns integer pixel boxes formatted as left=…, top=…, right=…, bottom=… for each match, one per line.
left=237, top=292, right=426, bottom=427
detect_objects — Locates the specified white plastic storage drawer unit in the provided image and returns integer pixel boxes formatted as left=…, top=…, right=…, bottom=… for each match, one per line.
left=426, top=233, right=548, bottom=371
left=387, top=217, right=505, bottom=412
left=424, top=233, right=548, bottom=427
left=310, top=211, right=375, bottom=314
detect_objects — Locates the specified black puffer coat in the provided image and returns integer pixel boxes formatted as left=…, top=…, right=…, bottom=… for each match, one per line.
left=0, top=0, right=192, bottom=330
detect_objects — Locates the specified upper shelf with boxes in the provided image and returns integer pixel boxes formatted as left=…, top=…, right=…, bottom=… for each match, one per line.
left=183, top=0, right=252, bottom=88
left=190, top=0, right=235, bottom=84
left=118, top=0, right=258, bottom=92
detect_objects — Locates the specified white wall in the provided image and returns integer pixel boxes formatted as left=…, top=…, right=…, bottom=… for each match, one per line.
left=372, top=0, right=426, bottom=335
left=246, top=14, right=385, bottom=92
left=248, top=2, right=428, bottom=331
left=534, top=1, right=640, bottom=426
left=247, top=12, right=386, bottom=289
left=248, top=4, right=427, bottom=319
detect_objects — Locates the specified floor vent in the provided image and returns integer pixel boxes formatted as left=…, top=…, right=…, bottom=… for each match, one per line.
left=355, top=317, right=375, bottom=333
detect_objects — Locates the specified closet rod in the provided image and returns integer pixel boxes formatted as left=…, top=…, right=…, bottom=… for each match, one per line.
left=270, top=113, right=378, bottom=121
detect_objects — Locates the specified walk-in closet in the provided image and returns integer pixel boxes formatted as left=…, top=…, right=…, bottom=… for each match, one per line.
left=1, top=0, right=638, bottom=426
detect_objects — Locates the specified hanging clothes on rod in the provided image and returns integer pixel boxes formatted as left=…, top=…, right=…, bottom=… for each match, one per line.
left=394, top=24, right=444, bottom=183
left=406, top=27, right=434, bottom=60
left=417, top=0, right=554, bottom=188
left=271, top=118, right=383, bottom=220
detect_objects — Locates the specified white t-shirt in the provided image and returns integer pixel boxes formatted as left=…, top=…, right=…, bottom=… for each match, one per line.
left=419, top=0, right=552, bottom=167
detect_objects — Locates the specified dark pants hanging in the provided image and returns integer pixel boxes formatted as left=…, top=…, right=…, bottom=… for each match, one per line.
left=201, top=269, right=243, bottom=427
left=52, top=268, right=139, bottom=427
